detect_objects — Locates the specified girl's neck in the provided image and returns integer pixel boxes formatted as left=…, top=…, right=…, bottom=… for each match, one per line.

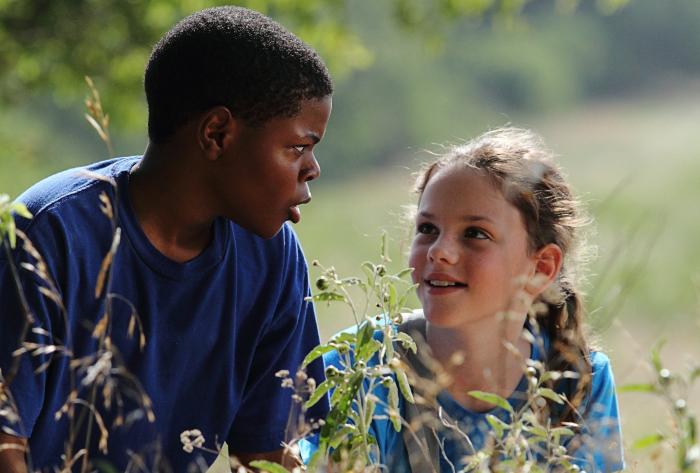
left=425, top=315, right=530, bottom=411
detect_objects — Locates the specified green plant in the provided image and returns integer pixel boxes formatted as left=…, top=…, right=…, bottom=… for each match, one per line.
left=620, top=341, right=699, bottom=473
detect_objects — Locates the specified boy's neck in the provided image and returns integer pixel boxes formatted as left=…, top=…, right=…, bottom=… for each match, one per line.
left=426, top=315, right=530, bottom=411
left=128, top=142, right=216, bottom=263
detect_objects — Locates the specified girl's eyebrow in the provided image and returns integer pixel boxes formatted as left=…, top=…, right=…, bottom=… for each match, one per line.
left=418, top=210, right=495, bottom=223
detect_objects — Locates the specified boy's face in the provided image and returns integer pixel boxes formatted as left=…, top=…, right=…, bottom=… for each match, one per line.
left=211, top=95, right=332, bottom=238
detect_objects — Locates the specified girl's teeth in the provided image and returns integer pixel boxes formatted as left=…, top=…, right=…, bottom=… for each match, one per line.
left=430, top=280, right=456, bottom=287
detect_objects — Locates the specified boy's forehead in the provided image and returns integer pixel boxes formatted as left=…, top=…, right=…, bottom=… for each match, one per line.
left=263, top=95, right=332, bottom=134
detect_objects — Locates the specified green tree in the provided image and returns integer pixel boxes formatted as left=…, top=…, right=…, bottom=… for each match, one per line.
left=0, top=0, right=629, bottom=127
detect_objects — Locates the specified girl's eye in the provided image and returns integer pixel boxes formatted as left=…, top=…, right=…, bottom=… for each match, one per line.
left=293, top=145, right=307, bottom=154
left=417, top=222, right=437, bottom=235
left=465, top=227, right=489, bottom=240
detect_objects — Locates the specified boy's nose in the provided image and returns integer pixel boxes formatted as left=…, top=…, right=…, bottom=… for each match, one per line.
left=427, top=236, right=459, bottom=265
left=303, top=154, right=320, bottom=182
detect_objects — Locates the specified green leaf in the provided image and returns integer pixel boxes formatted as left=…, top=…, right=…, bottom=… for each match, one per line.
left=357, top=338, right=381, bottom=362
left=333, top=332, right=356, bottom=344
left=387, top=283, right=398, bottom=310
left=468, top=391, right=513, bottom=414
left=632, top=433, right=665, bottom=450
left=302, top=343, right=335, bottom=368
left=395, top=267, right=414, bottom=279
left=395, top=332, right=417, bottom=354
left=618, top=383, right=657, bottom=393
left=486, top=414, right=509, bottom=440
left=361, top=261, right=375, bottom=282
left=387, top=379, right=401, bottom=431
left=650, top=339, right=666, bottom=372
left=206, top=442, right=232, bottom=473
left=329, top=424, right=356, bottom=449
left=11, top=202, right=32, bottom=219
left=380, top=231, right=389, bottom=261
left=550, top=426, right=575, bottom=437
left=523, top=423, right=548, bottom=438
left=305, top=378, right=334, bottom=409
left=356, top=320, right=375, bottom=351
left=248, top=460, right=290, bottom=473
left=537, top=387, right=565, bottom=405
left=383, top=328, right=395, bottom=361
left=312, top=292, right=345, bottom=303
left=392, top=366, right=415, bottom=404
left=7, top=217, right=16, bottom=248
left=364, top=396, right=377, bottom=428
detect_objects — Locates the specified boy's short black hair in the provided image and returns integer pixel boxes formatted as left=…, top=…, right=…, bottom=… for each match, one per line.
left=145, top=6, right=333, bottom=143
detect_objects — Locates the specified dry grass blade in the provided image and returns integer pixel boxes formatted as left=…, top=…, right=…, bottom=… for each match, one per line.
left=84, top=75, right=114, bottom=156
left=93, top=313, right=109, bottom=338
left=85, top=114, right=109, bottom=144
left=58, top=447, right=87, bottom=473
left=79, top=169, right=117, bottom=187
left=95, top=228, right=121, bottom=299
left=98, top=191, right=113, bottom=220
left=69, top=398, right=110, bottom=453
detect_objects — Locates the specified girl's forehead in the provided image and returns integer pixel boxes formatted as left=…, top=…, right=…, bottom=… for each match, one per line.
left=423, top=165, right=501, bottom=202
left=419, top=165, right=525, bottom=224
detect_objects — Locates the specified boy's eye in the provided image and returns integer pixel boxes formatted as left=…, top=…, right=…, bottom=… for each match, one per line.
left=293, top=145, right=307, bottom=154
left=417, top=222, right=437, bottom=235
left=465, top=227, right=489, bottom=240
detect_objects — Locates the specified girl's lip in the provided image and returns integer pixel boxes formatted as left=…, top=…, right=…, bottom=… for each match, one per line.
left=424, top=283, right=467, bottom=295
left=422, top=273, right=467, bottom=294
left=423, top=273, right=465, bottom=285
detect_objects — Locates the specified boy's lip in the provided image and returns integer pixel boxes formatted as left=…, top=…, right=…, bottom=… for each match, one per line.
left=288, top=195, right=311, bottom=224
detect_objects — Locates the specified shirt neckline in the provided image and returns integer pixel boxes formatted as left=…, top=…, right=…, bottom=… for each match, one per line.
left=113, top=157, right=230, bottom=280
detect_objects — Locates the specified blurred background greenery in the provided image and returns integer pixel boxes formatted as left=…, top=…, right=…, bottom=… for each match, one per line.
left=2, top=0, right=699, bottom=469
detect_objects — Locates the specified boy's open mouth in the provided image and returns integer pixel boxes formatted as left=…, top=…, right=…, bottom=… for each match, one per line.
left=288, top=196, right=310, bottom=224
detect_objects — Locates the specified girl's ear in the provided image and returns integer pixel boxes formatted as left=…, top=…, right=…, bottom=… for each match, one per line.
left=198, top=106, right=237, bottom=160
left=526, top=243, right=563, bottom=297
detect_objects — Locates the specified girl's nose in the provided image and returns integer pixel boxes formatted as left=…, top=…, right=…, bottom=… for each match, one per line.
left=427, top=236, right=459, bottom=265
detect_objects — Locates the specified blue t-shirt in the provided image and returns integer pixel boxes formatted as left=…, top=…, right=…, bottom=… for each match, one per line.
left=302, top=317, right=624, bottom=472
left=0, top=157, right=328, bottom=471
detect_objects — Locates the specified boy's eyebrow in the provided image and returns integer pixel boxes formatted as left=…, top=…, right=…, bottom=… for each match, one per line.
left=418, top=211, right=495, bottom=223
left=305, top=132, right=321, bottom=144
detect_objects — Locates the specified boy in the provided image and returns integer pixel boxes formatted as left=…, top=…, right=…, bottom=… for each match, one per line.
left=0, top=6, right=332, bottom=472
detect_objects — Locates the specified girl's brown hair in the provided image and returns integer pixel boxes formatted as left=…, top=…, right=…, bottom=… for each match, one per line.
left=414, top=127, right=593, bottom=420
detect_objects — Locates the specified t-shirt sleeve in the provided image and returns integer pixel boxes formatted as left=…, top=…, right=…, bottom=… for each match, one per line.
left=0, top=219, right=62, bottom=438
left=228, top=231, right=328, bottom=452
left=570, top=351, right=625, bottom=472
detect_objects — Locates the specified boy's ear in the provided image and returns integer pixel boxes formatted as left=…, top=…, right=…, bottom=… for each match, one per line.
left=198, top=106, right=237, bottom=160
left=526, top=243, right=563, bottom=297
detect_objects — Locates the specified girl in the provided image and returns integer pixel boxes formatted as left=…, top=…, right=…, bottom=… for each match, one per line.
left=306, top=128, right=623, bottom=472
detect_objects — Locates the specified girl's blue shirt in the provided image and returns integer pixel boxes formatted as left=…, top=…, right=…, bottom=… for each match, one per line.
left=301, top=316, right=624, bottom=472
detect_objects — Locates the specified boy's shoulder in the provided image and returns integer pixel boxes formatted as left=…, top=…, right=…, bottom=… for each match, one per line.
left=16, top=156, right=139, bottom=227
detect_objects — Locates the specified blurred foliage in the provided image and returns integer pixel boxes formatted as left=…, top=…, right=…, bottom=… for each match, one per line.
left=0, top=0, right=631, bottom=127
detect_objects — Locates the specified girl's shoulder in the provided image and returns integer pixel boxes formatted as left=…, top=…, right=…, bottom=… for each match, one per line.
left=587, top=350, right=619, bottom=401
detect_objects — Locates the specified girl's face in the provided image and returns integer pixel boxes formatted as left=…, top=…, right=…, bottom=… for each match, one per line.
left=409, top=166, right=537, bottom=329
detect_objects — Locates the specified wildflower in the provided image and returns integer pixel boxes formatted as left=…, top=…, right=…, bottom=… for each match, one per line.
left=180, top=429, right=205, bottom=454
left=275, top=369, right=290, bottom=378
left=295, top=369, right=308, bottom=381
left=281, top=378, right=295, bottom=389
left=82, top=351, right=113, bottom=386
